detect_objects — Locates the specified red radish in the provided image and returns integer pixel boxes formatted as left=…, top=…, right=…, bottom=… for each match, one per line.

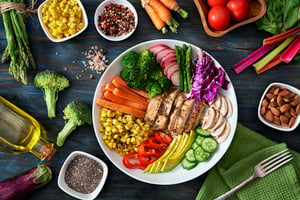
left=155, top=48, right=174, bottom=62
left=160, top=52, right=176, bottom=66
left=162, top=58, right=177, bottom=72
left=167, top=68, right=179, bottom=79
left=148, top=44, right=171, bottom=55
left=0, top=165, right=52, bottom=200
left=163, top=60, right=177, bottom=75
left=170, top=71, right=180, bottom=86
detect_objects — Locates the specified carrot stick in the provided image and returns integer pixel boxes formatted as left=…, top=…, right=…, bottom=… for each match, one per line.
left=158, top=0, right=188, bottom=19
left=112, top=76, right=149, bottom=99
left=113, top=88, right=148, bottom=105
left=144, top=5, right=168, bottom=34
left=104, top=83, right=116, bottom=92
left=96, top=98, right=146, bottom=118
left=112, top=79, right=147, bottom=101
left=104, top=91, right=148, bottom=111
left=256, top=55, right=282, bottom=75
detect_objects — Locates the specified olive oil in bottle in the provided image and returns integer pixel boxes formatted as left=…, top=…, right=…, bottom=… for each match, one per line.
left=0, top=96, right=56, bottom=160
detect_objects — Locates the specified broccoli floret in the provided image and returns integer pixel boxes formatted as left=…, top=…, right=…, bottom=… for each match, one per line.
left=34, top=70, right=70, bottom=119
left=56, top=101, right=92, bottom=147
left=150, top=69, right=172, bottom=90
left=121, top=51, right=140, bottom=69
left=147, top=82, right=163, bottom=99
left=137, top=50, right=159, bottom=74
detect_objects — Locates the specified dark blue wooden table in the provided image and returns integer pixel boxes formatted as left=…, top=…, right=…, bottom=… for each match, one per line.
left=0, top=0, right=299, bottom=199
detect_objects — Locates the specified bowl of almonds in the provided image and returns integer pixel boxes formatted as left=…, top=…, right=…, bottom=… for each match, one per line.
left=258, top=82, right=300, bottom=131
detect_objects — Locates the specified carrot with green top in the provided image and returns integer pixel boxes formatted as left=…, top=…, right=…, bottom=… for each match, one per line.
left=144, top=5, right=168, bottom=34
left=158, top=0, right=188, bottom=19
left=142, top=0, right=179, bottom=33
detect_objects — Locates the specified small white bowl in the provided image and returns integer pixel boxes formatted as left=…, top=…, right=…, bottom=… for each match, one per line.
left=58, top=151, right=108, bottom=200
left=37, top=0, right=88, bottom=42
left=94, top=0, right=138, bottom=41
left=258, top=82, right=300, bottom=132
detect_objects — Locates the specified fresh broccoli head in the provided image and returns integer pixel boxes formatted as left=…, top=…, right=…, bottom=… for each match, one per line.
left=147, top=82, right=164, bottom=99
left=34, top=70, right=70, bottom=119
left=137, top=50, right=159, bottom=74
left=150, top=69, right=172, bottom=90
left=56, top=101, right=92, bottom=147
left=121, top=51, right=140, bottom=69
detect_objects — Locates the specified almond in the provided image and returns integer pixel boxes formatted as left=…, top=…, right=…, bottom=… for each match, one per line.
left=288, top=117, right=296, bottom=128
left=277, top=95, right=284, bottom=107
left=268, top=86, right=275, bottom=93
left=278, top=90, right=290, bottom=97
left=264, top=110, right=273, bottom=122
left=291, top=107, right=298, bottom=118
left=262, top=99, right=268, bottom=107
left=280, top=104, right=291, bottom=113
left=270, top=106, right=280, bottom=116
left=270, top=98, right=277, bottom=107
left=260, top=106, right=266, bottom=115
left=296, top=103, right=300, bottom=115
left=291, top=95, right=299, bottom=107
left=273, top=116, right=281, bottom=125
left=265, top=93, right=275, bottom=100
left=273, top=87, right=280, bottom=95
left=284, top=111, right=291, bottom=118
left=280, top=115, right=289, bottom=124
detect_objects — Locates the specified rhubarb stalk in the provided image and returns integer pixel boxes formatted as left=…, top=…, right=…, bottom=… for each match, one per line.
left=263, top=27, right=300, bottom=47
left=279, top=35, right=300, bottom=63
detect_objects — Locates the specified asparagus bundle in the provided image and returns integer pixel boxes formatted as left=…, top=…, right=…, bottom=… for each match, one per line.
left=1, top=0, right=36, bottom=84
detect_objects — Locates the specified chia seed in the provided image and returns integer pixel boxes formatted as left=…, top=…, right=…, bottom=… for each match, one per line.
left=98, top=3, right=135, bottom=37
left=64, top=155, right=103, bottom=194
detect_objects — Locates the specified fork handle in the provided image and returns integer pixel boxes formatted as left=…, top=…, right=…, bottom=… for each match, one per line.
left=214, top=174, right=257, bottom=200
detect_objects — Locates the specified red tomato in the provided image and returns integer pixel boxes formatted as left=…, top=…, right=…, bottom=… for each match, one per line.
left=207, top=0, right=228, bottom=7
left=226, top=0, right=250, bottom=21
left=208, top=6, right=231, bottom=31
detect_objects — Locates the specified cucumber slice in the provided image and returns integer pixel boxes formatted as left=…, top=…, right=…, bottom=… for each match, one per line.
left=182, top=157, right=197, bottom=170
left=195, top=126, right=211, bottom=137
left=194, top=146, right=210, bottom=162
left=202, top=137, right=218, bottom=153
left=192, top=142, right=199, bottom=150
left=195, top=135, right=205, bottom=146
left=185, top=148, right=196, bottom=163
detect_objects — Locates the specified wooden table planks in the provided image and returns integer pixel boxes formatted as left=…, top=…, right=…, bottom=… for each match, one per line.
left=0, top=0, right=299, bottom=199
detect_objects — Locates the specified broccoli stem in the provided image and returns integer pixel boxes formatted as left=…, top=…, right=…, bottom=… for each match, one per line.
left=44, top=89, right=57, bottom=119
left=56, top=120, right=77, bottom=147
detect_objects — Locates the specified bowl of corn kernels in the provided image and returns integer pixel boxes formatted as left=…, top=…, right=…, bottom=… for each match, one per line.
left=38, top=0, right=88, bottom=42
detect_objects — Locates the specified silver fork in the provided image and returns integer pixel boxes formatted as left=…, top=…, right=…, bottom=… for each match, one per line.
left=215, top=149, right=293, bottom=200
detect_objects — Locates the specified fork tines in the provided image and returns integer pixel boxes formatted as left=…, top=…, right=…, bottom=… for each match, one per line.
left=260, top=149, right=293, bottom=174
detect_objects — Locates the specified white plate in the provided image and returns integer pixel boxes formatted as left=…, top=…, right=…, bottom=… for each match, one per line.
left=92, top=39, right=238, bottom=185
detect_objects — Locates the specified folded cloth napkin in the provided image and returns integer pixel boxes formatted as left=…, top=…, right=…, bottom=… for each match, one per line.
left=196, top=123, right=300, bottom=200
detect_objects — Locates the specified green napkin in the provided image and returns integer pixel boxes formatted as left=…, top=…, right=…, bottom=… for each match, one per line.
left=196, top=123, right=300, bottom=200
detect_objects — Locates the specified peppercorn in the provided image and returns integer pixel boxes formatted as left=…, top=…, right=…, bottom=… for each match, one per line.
left=98, top=3, right=135, bottom=37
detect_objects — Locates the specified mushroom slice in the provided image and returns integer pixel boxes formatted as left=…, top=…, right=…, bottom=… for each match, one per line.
left=219, top=95, right=228, bottom=117
left=201, top=107, right=216, bottom=130
left=210, top=111, right=225, bottom=132
left=224, top=96, right=233, bottom=118
left=210, top=94, right=222, bottom=111
left=215, top=122, right=231, bottom=143
left=211, top=119, right=226, bottom=137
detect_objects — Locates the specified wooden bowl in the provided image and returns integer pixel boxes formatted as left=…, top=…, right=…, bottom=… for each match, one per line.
left=194, top=0, right=267, bottom=37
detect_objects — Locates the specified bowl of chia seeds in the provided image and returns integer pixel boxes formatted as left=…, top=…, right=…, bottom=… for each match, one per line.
left=58, top=151, right=108, bottom=200
left=94, top=0, right=138, bottom=41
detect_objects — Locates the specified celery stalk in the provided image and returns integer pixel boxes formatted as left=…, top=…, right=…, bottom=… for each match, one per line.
left=253, top=37, right=296, bottom=72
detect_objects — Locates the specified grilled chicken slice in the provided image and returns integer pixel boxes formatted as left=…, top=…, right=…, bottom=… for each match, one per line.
left=160, top=88, right=179, bottom=116
left=172, top=99, right=195, bottom=135
left=153, top=115, right=168, bottom=130
left=144, top=93, right=166, bottom=125
left=184, top=101, right=206, bottom=132
left=167, top=93, right=186, bottom=131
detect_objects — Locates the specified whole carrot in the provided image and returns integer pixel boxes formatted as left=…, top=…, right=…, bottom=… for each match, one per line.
left=144, top=5, right=168, bottom=34
left=158, top=0, right=188, bottom=19
left=142, top=0, right=179, bottom=33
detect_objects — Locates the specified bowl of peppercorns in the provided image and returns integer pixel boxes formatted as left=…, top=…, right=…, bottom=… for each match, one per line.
left=94, top=0, right=138, bottom=41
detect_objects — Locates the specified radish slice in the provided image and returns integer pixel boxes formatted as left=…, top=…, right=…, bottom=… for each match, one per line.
left=148, top=44, right=171, bottom=57
left=162, top=59, right=177, bottom=73
left=168, top=68, right=179, bottom=80
left=163, top=60, right=177, bottom=76
left=156, top=48, right=174, bottom=63
left=170, top=71, right=180, bottom=86
left=160, top=52, right=176, bottom=66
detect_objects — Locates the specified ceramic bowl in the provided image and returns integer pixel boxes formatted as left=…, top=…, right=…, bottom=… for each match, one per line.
left=94, top=0, right=138, bottom=41
left=258, top=82, right=300, bottom=132
left=58, top=151, right=108, bottom=200
left=37, top=0, right=88, bottom=42
left=193, top=0, right=267, bottom=37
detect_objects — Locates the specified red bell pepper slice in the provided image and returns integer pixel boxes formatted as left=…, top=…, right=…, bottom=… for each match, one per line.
left=138, top=142, right=165, bottom=157
left=154, top=131, right=173, bottom=144
left=138, top=155, right=158, bottom=166
left=123, top=152, right=147, bottom=170
left=148, top=135, right=169, bottom=148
